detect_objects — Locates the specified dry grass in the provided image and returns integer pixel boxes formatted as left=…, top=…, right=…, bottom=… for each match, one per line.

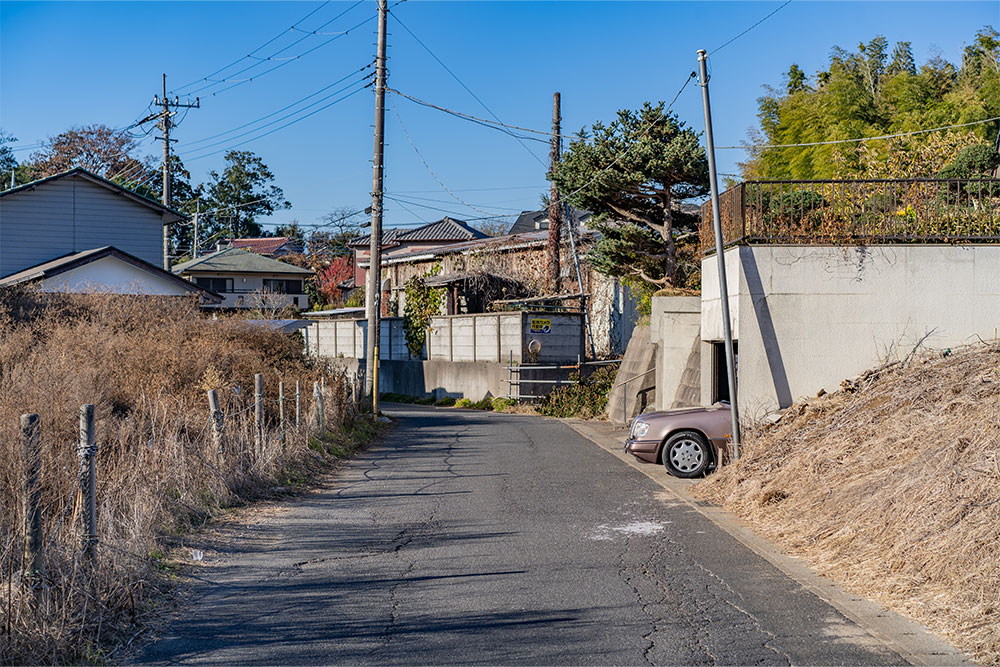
left=0, top=289, right=369, bottom=664
left=695, top=342, right=1000, bottom=664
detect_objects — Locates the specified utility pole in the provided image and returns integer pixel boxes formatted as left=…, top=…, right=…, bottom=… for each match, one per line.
left=193, top=199, right=201, bottom=259
left=547, top=92, right=562, bottom=293
left=697, top=49, right=741, bottom=460
left=148, top=73, right=199, bottom=270
left=364, top=0, right=388, bottom=416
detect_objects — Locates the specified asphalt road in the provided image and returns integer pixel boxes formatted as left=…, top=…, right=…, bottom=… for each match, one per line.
left=137, top=405, right=906, bottom=665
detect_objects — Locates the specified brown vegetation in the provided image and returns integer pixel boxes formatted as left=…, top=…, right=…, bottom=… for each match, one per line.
left=0, top=290, right=367, bottom=664
left=695, top=343, right=1000, bottom=664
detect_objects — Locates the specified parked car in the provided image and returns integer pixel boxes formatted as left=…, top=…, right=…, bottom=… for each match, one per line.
left=624, top=403, right=732, bottom=478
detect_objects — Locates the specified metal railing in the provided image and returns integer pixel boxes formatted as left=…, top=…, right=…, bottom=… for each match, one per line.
left=699, top=178, right=1000, bottom=254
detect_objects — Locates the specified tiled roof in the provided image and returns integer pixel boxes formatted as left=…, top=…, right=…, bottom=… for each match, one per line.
left=508, top=207, right=592, bottom=235
left=348, top=217, right=487, bottom=247
left=172, top=247, right=314, bottom=275
left=229, top=237, right=302, bottom=255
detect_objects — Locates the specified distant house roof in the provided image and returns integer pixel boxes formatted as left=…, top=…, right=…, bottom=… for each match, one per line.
left=349, top=217, right=488, bottom=247
left=0, top=246, right=222, bottom=302
left=172, top=247, right=314, bottom=276
left=244, top=319, right=315, bottom=333
left=228, top=237, right=303, bottom=255
left=508, top=207, right=592, bottom=235
left=0, top=167, right=187, bottom=224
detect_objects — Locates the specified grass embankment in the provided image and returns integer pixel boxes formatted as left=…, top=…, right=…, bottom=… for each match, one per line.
left=0, top=290, right=379, bottom=665
left=695, top=343, right=1000, bottom=664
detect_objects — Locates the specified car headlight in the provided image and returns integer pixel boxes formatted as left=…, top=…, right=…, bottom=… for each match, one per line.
left=633, top=422, right=650, bottom=439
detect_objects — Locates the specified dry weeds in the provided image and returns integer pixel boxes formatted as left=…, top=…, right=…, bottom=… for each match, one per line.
left=695, top=342, right=1000, bottom=664
left=0, top=289, right=366, bottom=664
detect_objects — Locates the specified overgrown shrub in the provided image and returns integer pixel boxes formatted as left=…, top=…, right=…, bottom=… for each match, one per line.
left=454, top=398, right=473, bottom=409
left=435, top=396, right=456, bottom=406
left=491, top=397, right=515, bottom=412
left=0, top=290, right=368, bottom=664
left=535, top=366, right=616, bottom=419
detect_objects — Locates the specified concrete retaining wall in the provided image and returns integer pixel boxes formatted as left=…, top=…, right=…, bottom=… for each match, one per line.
left=650, top=296, right=702, bottom=410
left=701, top=245, right=1000, bottom=419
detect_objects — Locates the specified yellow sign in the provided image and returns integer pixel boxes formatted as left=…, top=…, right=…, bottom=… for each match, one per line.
left=529, top=318, right=551, bottom=334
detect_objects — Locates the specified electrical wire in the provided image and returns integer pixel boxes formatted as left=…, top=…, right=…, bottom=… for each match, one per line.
left=718, top=116, right=1000, bottom=149
left=709, top=0, right=792, bottom=56
left=171, top=0, right=339, bottom=94
left=389, top=9, right=547, bottom=167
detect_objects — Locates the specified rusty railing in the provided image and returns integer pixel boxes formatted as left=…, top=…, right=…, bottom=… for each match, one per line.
left=699, top=178, right=1000, bottom=255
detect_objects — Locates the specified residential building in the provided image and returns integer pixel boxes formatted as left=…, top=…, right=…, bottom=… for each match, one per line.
left=0, top=246, right=221, bottom=304
left=508, top=207, right=592, bottom=234
left=172, top=247, right=314, bottom=310
left=224, top=236, right=305, bottom=258
left=0, top=167, right=183, bottom=277
left=348, top=216, right=488, bottom=288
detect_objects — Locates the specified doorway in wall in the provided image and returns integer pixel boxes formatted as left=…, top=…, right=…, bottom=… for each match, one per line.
left=712, top=340, right=738, bottom=403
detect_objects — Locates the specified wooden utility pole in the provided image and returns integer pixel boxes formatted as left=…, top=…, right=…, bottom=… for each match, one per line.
left=365, top=0, right=388, bottom=415
left=547, top=92, right=562, bottom=293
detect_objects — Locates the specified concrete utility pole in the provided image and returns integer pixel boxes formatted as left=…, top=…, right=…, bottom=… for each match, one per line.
left=193, top=199, right=200, bottom=259
left=151, top=73, right=199, bottom=270
left=697, top=49, right=741, bottom=460
left=364, top=0, right=388, bottom=416
left=547, top=92, right=562, bottom=293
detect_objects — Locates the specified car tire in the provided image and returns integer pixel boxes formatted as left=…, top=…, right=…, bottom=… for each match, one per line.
left=662, top=431, right=711, bottom=478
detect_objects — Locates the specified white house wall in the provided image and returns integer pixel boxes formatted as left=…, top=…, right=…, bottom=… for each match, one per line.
left=38, top=255, right=194, bottom=296
left=702, top=245, right=1000, bottom=420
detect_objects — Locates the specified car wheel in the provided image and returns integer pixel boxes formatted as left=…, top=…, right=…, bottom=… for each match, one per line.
left=662, top=431, right=710, bottom=478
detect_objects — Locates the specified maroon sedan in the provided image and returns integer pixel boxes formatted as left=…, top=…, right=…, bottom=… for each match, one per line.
left=624, top=403, right=732, bottom=478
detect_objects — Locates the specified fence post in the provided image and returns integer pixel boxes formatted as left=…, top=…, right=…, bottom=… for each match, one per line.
left=78, top=405, right=97, bottom=562
left=254, top=373, right=264, bottom=458
left=207, top=390, right=224, bottom=454
left=278, top=381, right=286, bottom=440
left=313, top=381, right=325, bottom=433
left=21, top=413, right=44, bottom=589
left=295, top=380, right=301, bottom=428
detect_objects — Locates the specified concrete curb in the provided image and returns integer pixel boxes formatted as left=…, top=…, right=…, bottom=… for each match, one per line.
left=562, top=418, right=974, bottom=667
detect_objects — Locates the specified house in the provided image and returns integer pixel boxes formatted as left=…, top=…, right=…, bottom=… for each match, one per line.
left=172, top=247, right=314, bottom=310
left=0, top=246, right=221, bottom=304
left=508, top=207, right=592, bottom=234
left=652, top=177, right=1000, bottom=419
left=0, top=167, right=182, bottom=277
left=224, top=236, right=304, bottom=258
left=348, top=217, right=488, bottom=289
left=361, top=228, right=640, bottom=358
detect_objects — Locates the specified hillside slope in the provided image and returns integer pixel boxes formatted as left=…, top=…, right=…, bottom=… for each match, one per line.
left=695, top=343, right=1000, bottom=664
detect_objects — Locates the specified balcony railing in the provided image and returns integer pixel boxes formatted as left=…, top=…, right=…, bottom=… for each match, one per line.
left=698, top=178, right=1000, bottom=255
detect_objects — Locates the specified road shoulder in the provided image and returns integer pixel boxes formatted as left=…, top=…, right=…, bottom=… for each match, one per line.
left=562, top=418, right=972, bottom=667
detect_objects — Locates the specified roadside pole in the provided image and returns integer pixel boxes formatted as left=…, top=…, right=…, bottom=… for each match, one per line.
left=697, top=49, right=741, bottom=460
left=364, top=0, right=388, bottom=417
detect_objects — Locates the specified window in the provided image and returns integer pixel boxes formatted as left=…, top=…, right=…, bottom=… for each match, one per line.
left=263, top=279, right=303, bottom=294
left=195, top=277, right=233, bottom=293
left=712, top=341, right=738, bottom=403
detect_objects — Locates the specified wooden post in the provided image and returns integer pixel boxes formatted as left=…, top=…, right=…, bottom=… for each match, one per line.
left=278, top=381, right=286, bottom=439
left=254, top=373, right=263, bottom=458
left=313, top=381, right=325, bottom=433
left=21, top=414, right=44, bottom=588
left=79, top=405, right=97, bottom=562
left=295, top=380, right=301, bottom=427
left=207, top=390, right=224, bottom=454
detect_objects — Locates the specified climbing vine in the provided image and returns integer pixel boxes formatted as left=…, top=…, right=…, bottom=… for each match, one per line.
left=403, top=264, right=443, bottom=357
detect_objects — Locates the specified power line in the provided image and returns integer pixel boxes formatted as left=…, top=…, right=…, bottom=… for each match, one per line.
left=183, top=82, right=370, bottom=162
left=718, top=116, right=1000, bottom=149
left=184, top=64, right=374, bottom=147
left=171, top=0, right=341, bottom=93
left=389, top=9, right=547, bottom=167
left=389, top=95, right=514, bottom=218
left=709, top=0, right=792, bottom=56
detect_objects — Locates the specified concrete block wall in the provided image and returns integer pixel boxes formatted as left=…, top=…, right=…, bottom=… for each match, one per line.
left=427, top=312, right=583, bottom=364
left=650, top=296, right=702, bottom=410
left=306, top=318, right=413, bottom=360
left=701, top=245, right=1000, bottom=419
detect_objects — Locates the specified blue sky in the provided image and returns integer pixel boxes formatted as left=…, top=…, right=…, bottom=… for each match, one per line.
left=1, top=1, right=995, bottom=233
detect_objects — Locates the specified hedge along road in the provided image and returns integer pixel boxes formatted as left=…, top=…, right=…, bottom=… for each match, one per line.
left=137, top=404, right=906, bottom=665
